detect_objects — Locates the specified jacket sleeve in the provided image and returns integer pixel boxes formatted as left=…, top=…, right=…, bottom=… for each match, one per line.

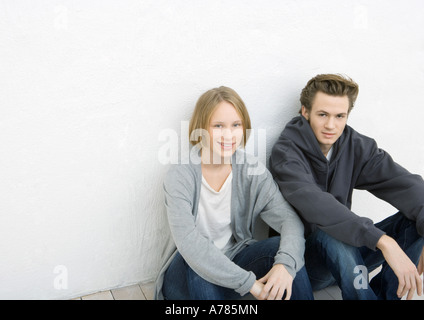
left=255, top=166, right=306, bottom=278
left=270, top=140, right=385, bottom=250
left=355, top=140, right=424, bottom=238
left=163, top=165, right=255, bottom=296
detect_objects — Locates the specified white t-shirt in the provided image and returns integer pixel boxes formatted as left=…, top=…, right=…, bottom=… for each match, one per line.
left=326, top=146, right=334, bottom=161
left=195, top=172, right=233, bottom=251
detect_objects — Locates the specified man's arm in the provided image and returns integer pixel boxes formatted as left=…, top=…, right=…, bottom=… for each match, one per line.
left=270, top=142, right=385, bottom=250
left=376, top=235, right=423, bottom=300
left=355, top=140, right=424, bottom=238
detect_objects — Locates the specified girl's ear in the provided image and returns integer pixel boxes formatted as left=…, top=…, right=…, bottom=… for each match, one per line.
left=301, top=106, right=309, bottom=120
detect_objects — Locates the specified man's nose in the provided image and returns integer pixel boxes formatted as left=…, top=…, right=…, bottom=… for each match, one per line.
left=325, top=117, right=336, bottom=129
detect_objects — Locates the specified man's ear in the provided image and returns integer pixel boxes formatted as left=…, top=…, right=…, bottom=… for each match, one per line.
left=301, top=106, right=309, bottom=120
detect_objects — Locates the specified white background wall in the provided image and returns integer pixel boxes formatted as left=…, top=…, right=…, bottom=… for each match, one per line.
left=1, top=0, right=423, bottom=299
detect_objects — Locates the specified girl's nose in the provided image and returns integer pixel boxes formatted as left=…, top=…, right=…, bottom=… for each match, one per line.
left=222, top=128, right=233, bottom=139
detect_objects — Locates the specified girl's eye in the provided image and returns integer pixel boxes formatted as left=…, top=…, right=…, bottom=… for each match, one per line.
left=233, top=123, right=241, bottom=127
left=214, top=124, right=223, bottom=128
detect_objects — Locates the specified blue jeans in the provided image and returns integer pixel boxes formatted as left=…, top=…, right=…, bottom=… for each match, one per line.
left=163, top=236, right=314, bottom=300
left=305, top=212, right=424, bottom=300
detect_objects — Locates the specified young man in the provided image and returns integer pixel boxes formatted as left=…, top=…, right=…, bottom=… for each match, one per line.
left=269, top=74, right=424, bottom=300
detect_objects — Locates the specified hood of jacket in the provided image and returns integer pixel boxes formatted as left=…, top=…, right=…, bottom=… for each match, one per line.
left=281, top=115, right=351, bottom=168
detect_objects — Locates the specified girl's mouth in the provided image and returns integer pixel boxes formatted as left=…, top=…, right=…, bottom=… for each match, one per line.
left=219, top=142, right=235, bottom=150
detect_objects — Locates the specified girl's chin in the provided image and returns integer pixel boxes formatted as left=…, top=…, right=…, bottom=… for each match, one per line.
left=215, top=150, right=235, bottom=160
left=203, top=150, right=236, bottom=164
left=200, top=144, right=241, bottom=164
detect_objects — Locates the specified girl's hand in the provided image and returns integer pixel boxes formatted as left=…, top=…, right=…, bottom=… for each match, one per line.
left=249, top=280, right=266, bottom=300
left=255, top=264, right=293, bottom=300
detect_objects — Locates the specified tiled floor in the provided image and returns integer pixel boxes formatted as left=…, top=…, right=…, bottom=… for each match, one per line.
left=72, top=270, right=424, bottom=300
left=72, top=282, right=155, bottom=300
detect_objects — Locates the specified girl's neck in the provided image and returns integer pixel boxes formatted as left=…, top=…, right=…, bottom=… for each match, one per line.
left=201, top=161, right=232, bottom=192
left=200, top=149, right=232, bottom=168
left=201, top=161, right=231, bottom=172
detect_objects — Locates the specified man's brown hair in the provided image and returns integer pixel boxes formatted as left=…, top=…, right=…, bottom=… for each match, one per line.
left=299, top=74, right=359, bottom=114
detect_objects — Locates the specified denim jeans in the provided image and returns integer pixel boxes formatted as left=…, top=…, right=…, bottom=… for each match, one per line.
left=305, top=212, right=424, bottom=300
left=163, top=236, right=314, bottom=300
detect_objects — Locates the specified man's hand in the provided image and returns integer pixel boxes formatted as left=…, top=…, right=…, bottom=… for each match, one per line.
left=377, top=235, right=423, bottom=300
left=250, top=264, right=293, bottom=300
left=418, top=246, right=424, bottom=287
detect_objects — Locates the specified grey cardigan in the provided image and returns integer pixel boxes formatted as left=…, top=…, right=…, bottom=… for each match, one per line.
left=154, top=148, right=305, bottom=299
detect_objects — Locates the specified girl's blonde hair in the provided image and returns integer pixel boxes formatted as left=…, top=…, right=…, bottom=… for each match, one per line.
left=188, top=86, right=251, bottom=146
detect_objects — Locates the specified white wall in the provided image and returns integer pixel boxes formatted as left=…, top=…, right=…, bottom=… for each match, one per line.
left=1, top=0, right=423, bottom=299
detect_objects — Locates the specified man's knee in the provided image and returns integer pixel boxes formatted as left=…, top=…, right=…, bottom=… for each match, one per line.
left=310, top=230, right=362, bottom=264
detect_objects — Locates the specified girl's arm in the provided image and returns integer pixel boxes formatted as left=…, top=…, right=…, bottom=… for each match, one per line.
left=254, top=167, right=306, bottom=299
left=164, top=165, right=256, bottom=296
left=255, top=168, right=306, bottom=278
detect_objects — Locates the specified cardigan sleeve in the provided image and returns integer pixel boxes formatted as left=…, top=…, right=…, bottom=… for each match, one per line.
left=253, top=166, right=306, bottom=278
left=163, top=165, right=256, bottom=296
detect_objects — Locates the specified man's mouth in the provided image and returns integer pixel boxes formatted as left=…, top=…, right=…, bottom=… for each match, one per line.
left=322, top=132, right=336, bottom=139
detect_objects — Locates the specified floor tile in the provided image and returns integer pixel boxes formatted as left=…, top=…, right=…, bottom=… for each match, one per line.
left=140, top=282, right=155, bottom=300
left=111, top=284, right=146, bottom=300
left=313, top=288, right=334, bottom=300
left=81, top=290, right=114, bottom=300
left=325, top=285, right=342, bottom=300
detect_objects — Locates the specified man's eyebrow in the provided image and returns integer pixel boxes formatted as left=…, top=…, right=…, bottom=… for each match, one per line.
left=316, top=110, right=347, bottom=116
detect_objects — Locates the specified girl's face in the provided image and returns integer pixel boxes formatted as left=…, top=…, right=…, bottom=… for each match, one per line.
left=205, top=101, right=244, bottom=163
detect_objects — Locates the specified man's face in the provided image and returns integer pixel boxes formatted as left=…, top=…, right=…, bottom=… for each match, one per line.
left=301, top=91, right=349, bottom=157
